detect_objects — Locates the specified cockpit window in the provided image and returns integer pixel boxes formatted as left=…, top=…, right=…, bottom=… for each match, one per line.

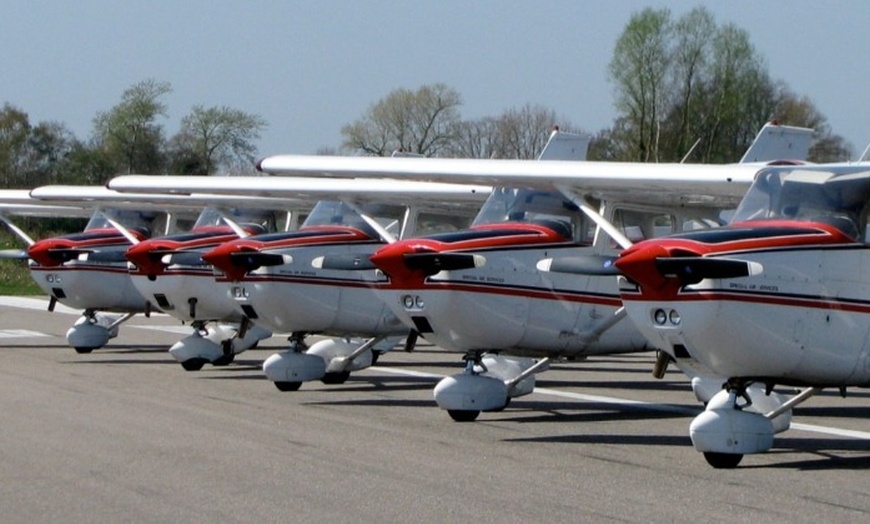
left=302, top=200, right=405, bottom=239
left=732, top=168, right=870, bottom=240
left=472, top=187, right=590, bottom=242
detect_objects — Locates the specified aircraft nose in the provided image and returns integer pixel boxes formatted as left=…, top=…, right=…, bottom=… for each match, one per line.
left=28, top=239, right=74, bottom=267
left=125, top=241, right=170, bottom=276
left=202, top=242, right=257, bottom=282
left=369, top=241, right=434, bottom=286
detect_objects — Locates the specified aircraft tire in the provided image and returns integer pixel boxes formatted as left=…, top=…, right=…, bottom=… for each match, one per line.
left=321, top=371, right=351, bottom=385
left=181, top=358, right=208, bottom=372
left=274, top=381, right=302, bottom=392
left=447, top=409, right=480, bottom=422
left=703, top=452, right=743, bottom=469
left=212, top=353, right=235, bottom=367
left=74, top=347, right=95, bottom=354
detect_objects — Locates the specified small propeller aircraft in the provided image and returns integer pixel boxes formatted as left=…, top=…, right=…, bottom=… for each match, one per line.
left=108, top=175, right=492, bottom=375
left=253, top=123, right=812, bottom=421
left=579, top=163, right=870, bottom=468
left=123, top=204, right=302, bottom=370
left=16, top=186, right=300, bottom=352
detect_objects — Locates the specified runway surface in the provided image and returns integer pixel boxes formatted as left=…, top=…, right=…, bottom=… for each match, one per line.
left=1, top=297, right=869, bottom=522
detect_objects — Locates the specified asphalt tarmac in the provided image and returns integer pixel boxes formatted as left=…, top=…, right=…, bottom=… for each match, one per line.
left=1, top=297, right=869, bottom=522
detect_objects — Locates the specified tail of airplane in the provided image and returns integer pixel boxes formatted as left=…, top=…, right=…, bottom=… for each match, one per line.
left=739, top=121, right=813, bottom=164
left=537, top=128, right=590, bottom=161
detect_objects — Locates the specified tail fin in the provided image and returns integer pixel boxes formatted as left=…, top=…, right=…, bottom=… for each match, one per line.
left=739, top=121, right=813, bottom=164
left=537, top=128, right=590, bottom=161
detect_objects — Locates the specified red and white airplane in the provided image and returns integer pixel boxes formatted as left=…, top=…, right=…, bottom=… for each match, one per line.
left=584, top=163, right=870, bottom=468
left=16, top=186, right=300, bottom=352
left=254, top=123, right=811, bottom=421
left=108, top=175, right=492, bottom=376
left=123, top=204, right=302, bottom=369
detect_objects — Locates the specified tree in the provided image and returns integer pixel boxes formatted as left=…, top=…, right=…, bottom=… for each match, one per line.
left=0, top=104, right=31, bottom=187
left=341, top=83, right=462, bottom=156
left=449, top=104, right=580, bottom=159
left=92, top=78, right=172, bottom=174
left=605, top=7, right=851, bottom=164
left=608, top=7, right=672, bottom=162
left=169, top=105, right=267, bottom=175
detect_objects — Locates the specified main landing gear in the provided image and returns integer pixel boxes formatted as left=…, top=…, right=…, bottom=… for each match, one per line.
left=263, top=333, right=401, bottom=392
left=690, top=379, right=818, bottom=468
left=434, top=352, right=549, bottom=422
left=170, top=319, right=272, bottom=371
left=67, top=310, right=135, bottom=353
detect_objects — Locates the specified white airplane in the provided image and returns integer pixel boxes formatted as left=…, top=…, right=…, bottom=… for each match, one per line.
left=577, top=163, right=870, bottom=468
left=17, top=186, right=299, bottom=352
left=123, top=204, right=303, bottom=369
left=254, top=123, right=813, bottom=421
left=108, top=175, right=492, bottom=376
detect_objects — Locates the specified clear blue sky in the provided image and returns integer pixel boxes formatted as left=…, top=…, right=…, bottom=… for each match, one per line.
left=3, top=1, right=869, bottom=158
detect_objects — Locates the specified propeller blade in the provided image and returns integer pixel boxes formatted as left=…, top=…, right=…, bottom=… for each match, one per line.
left=84, top=250, right=131, bottom=263
left=311, top=254, right=377, bottom=270
left=228, top=252, right=293, bottom=272
left=537, top=255, right=620, bottom=275
left=403, top=252, right=486, bottom=275
left=160, top=250, right=207, bottom=267
left=0, top=248, right=30, bottom=260
left=656, top=257, right=763, bottom=285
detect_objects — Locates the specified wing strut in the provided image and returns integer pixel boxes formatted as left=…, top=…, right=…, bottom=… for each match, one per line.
left=219, top=212, right=250, bottom=239
left=0, top=212, right=35, bottom=246
left=555, top=185, right=633, bottom=249
left=342, top=200, right=398, bottom=244
left=100, top=210, right=141, bottom=246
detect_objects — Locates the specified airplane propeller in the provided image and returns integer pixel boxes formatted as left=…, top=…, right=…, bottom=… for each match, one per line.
left=536, top=254, right=619, bottom=275
left=402, top=252, right=486, bottom=276
left=311, top=254, right=377, bottom=270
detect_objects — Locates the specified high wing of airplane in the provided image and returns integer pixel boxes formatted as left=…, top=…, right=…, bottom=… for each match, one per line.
left=579, top=163, right=870, bottom=468
left=105, top=133, right=588, bottom=382
left=107, top=174, right=492, bottom=373
left=249, top=124, right=811, bottom=422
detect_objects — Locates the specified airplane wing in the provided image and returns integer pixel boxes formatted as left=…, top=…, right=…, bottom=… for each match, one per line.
left=106, top=176, right=491, bottom=214
left=254, top=155, right=762, bottom=208
left=0, top=190, right=94, bottom=218
left=28, top=185, right=312, bottom=212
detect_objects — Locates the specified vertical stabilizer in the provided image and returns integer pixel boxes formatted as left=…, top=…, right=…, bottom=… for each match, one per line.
left=739, top=121, right=813, bottom=163
left=537, top=129, right=590, bottom=161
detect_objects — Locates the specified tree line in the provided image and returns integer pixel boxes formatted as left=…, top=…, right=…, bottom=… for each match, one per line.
left=0, top=6, right=852, bottom=191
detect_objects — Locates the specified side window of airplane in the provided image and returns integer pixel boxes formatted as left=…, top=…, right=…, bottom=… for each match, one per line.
left=610, top=209, right=675, bottom=247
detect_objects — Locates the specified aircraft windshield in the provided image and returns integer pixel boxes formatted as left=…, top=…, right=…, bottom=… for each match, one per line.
left=732, top=169, right=870, bottom=240
left=85, top=209, right=159, bottom=235
left=472, top=187, right=587, bottom=241
left=302, top=200, right=405, bottom=238
left=192, top=206, right=278, bottom=234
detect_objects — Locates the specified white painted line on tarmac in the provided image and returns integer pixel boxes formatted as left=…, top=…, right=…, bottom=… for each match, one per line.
left=0, top=295, right=79, bottom=314
left=374, top=366, right=870, bottom=441
left=0, top=329, right=50, bottom=338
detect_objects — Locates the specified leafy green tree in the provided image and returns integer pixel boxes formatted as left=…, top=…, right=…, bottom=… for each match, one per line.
left=0, top=104, right=31, bottom=187
left=92, top=79, right=172, bottom=174
left=341, top=83, right=462, bottom=156
left=169, top=105, right=267, bottom=175
left=608, top=7, right=672, bottom=162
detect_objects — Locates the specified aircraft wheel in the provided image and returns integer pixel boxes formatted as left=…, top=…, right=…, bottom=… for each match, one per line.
left=489, top=397, right=511, bottom=412
left=212, top=353, right=235, bottom=367
left=321, top=371, right=351, bottom=385
left=274, top=381, right=302, bottom=392
left=447, top=409, right=480, bottom=422
left=703, top=452, right=743, bottom=469
left=181, top=358, right=208, bottom=372
left=74, top=347, right=95, bottom=354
